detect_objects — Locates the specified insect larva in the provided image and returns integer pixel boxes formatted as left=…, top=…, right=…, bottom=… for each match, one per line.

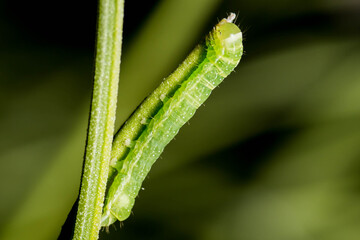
left=101, top=13, right=243, bottom=226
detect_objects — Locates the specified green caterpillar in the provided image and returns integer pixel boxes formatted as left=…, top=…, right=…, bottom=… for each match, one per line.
left=101, top=13, right=243, bottom=226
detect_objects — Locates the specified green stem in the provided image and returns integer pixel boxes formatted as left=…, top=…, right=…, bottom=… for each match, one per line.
left=73, top=0, right=124, bottom=239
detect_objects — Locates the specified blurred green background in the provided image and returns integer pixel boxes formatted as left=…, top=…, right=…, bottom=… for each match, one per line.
left=1, top=0, right=360, bottom=239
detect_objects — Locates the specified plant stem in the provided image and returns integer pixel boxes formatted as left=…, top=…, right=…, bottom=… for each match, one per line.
left=73, top=0, right=124, bottom=239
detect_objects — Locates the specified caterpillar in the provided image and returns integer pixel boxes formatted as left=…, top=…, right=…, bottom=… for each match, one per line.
left=101, top=13, right=243, bottom=227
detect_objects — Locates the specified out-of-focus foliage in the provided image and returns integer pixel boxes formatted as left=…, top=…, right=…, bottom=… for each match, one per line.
left=0, top=0, right=359, bottom=239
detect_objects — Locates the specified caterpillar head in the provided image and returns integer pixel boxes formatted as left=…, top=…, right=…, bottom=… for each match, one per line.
left=210, top=13, right=243, bottom=59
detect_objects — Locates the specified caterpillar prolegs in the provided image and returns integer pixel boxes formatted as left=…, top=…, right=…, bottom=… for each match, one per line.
left=101, top=13, right=243, bottom=226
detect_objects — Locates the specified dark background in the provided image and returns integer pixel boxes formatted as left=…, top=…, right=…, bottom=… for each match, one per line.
left=1, top=0, right=360, bottom=239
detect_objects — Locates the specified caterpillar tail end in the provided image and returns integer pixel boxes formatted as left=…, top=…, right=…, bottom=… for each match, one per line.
left=101, top=210, right=117, bottom=227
